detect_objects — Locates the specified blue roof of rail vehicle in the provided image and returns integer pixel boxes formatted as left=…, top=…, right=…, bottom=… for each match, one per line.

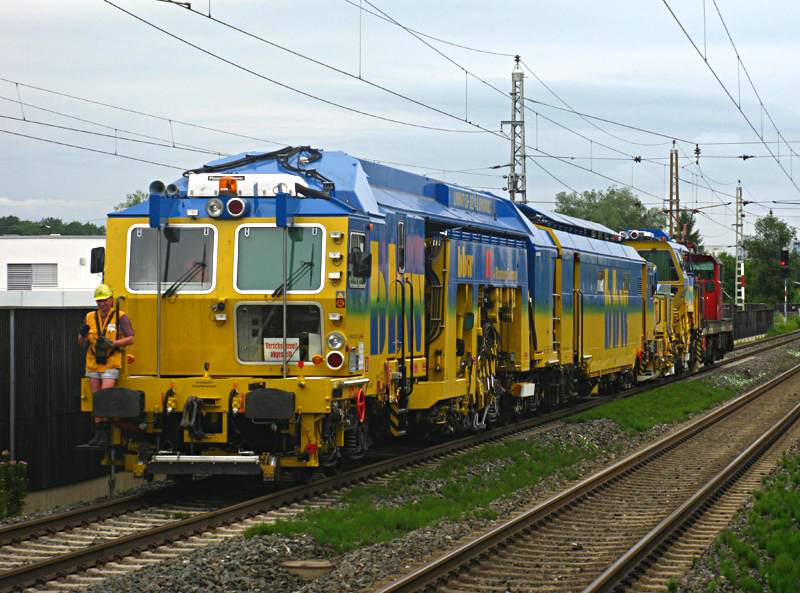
left=110, top=149, right=547, bottom=240
left=518, top=205, right=620, bottom=238
left=517, top=204, right=647, bottom=260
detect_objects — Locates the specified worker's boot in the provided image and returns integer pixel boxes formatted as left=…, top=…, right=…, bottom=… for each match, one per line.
left=87, top=423, right=104, bottom=446
left=95, top=422, right=112, bottom=447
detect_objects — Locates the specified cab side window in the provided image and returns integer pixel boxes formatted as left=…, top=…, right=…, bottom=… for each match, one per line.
left=398, top=221, right=406, bottom=273
left=349, top=232, right=367, bottom=288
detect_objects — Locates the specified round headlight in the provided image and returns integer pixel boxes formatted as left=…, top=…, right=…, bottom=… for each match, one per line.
left=326, top=351, right=344, bottom=370
left=206, top=198, right=224, bottom=218
left=326, top=331, right=345, bottom=350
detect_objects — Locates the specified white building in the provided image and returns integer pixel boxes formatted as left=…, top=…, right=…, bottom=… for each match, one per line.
left=0, top=235, right=105, bottom=307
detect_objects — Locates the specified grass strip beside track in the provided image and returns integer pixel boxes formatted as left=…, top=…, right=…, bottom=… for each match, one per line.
left=703, top=453, right=800, bottom=593
left=767, top=313, right=800, bottom=338
left=565, top=380, right=737, bottom=435
left=245, top=378, right=741, bottom=552
left=245, top=440, right=590, bottom=552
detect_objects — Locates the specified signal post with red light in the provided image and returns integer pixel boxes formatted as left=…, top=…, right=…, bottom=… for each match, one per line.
left=781, top=247, right=790, bottom=278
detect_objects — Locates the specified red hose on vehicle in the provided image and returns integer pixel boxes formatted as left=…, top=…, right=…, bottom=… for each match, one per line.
left=356, top=389, right=366, bottom=423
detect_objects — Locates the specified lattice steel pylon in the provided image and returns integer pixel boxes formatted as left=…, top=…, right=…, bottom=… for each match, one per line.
left=735, top=182, right=745, bottom=310
left=669, top=141, right=679, bottom=238
left=503, top=56, right=527, bottom=203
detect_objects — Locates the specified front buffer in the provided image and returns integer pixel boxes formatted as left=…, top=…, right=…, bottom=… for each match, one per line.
left=81, top=374, right=357, bottom=482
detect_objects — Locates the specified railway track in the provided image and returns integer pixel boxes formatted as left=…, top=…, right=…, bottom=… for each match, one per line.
left=373, top=361, right=800, bottom=593
left=2, top=329, right=797, bottom=592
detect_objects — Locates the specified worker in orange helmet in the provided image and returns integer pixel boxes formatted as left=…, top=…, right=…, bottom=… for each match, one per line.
left=78, top=284, right=135, bottom=446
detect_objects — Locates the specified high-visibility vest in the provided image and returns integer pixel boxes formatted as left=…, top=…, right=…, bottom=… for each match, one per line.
left=85, top=309, right=126, bottom=372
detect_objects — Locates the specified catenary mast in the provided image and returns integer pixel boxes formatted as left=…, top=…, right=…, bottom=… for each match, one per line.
left=505, top=57, right=527, bottom=203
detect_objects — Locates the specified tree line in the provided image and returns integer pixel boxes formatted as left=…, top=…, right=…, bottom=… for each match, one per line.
left=0, top=191, right=147, bottom=237
left=0, top=216, right=105, bottom=236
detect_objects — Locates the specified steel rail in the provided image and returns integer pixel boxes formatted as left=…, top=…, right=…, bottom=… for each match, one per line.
left=373, top=361, right=800, bottom=593
left=0, top=482, right=198, bottom=549
left=583, top=384, right=800, bottom=592
left=3, top=330, right=797, bottom=591
left=731, top=328, right=800, bottom=355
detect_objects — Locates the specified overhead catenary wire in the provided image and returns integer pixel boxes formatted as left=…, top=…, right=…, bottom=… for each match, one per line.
left=519, top=60, right=677, bottom=148
left=0, top=77, right=286, bottom=147
left=0, top=113, right=225, bottom=157
left=106, top=0, right=498, bottom=135
left=710, top=0, right=797, bottom=162
left=362, top=159, right=506, bottom=178
left=675, top=142, right=737, bottom=218
left=340, top=0, right=515, bottom=57
left=526, top=149, right=663, bottom=203
left=5, top=0, right=771, bottom=249
left=328, top=0, right=709, bottom=204
left=660, top=0, right=800, bottom=194
left=0, top=77, right=512, bottom=187
left=0, top=127, right=185, bottom=170
left=1, top=77, right=512, bottom=188
left=153, top=0, right=504, bottom=133
left=523, top=95, right=695, bottom=145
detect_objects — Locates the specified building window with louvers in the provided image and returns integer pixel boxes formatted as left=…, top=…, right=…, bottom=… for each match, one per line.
left=7, top=263, right=58, bottom=290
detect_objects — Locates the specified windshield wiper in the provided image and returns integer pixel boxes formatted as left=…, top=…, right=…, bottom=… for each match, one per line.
left=163, top=260, right=207, bottom=298
left=272, top=243, right=315, bottom=298
left=272, top=259, right=314, bottom=298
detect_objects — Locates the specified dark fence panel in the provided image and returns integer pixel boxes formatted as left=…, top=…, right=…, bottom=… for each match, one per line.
left=16, top=415, right=105, bottom=491
left=14, top=309, right=88, bottom=418
left=6, top=308, right=109, bottom=492
left=0, top=310, right=10, bottom=453
left=768, top=303, right=800, bottom=317
left=722, top=304, right=775, bottom=341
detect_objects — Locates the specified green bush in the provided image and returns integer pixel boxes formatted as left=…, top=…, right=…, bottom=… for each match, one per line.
left=0, top=451, right=28, bottom=518
left=739, top=575, right=761, bottom=593
left=766, top=312, right=800, bottom=337
left=713, top=453, right=800, bottom=593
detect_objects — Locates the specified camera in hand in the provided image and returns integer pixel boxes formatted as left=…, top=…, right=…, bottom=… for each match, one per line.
left=94, top=336, right=114, bottom=365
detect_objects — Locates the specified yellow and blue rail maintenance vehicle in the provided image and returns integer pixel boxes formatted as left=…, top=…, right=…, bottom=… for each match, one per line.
left=82, top=147, right=728, bottom=483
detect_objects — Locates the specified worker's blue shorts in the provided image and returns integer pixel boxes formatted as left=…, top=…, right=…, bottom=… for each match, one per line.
left=86, top=369, right=120, bottom=380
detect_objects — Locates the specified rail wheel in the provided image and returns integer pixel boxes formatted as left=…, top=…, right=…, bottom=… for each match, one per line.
left=167, top=474, right=192, bottom=485
left=322, top=457, right=343, bottom=477
left=291, top=467, right=315, bottom=485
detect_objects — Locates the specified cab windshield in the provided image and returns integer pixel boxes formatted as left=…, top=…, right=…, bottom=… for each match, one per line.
left=236, top=226, right=323, bottom=292
left=693, top=261, right=716, bottom=281
left=128, top=226, right=215, bottom=292
left=639, top=249, right=680, bottom=282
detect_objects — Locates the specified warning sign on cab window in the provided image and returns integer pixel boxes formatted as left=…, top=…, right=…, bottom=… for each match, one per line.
left=263, top=338, right=300, bottom=362
left=335, top=291, right=346, bottom=308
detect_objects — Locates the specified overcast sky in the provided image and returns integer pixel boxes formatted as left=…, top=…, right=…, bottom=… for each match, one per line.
left=2, top=0, right=798, bottom=250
